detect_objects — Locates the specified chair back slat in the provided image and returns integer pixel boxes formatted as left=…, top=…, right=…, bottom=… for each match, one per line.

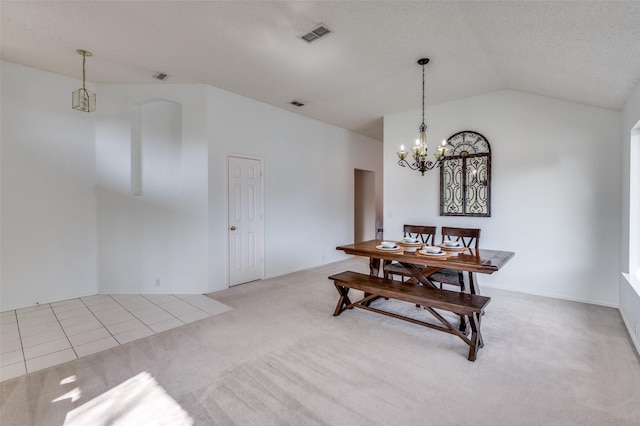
left=403, top=225, right=436, bottom=245
left=441, top=227, right=481, bottom=248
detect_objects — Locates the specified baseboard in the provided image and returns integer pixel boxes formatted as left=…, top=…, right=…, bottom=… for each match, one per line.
left=97, top=289, right=207, bottom=295
left=480, top=283, right=618, bottom=308
left=620, top=308, right=640, bottom=357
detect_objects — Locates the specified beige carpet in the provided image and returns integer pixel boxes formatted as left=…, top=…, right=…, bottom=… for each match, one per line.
left=1, top=258, right=639, bottom=425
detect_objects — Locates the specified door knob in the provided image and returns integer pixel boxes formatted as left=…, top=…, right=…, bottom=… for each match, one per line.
left=230, top=226, right=236, bottom=231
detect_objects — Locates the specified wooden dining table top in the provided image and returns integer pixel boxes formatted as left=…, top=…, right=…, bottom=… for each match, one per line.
left=336, top=239, right=515, bottom=275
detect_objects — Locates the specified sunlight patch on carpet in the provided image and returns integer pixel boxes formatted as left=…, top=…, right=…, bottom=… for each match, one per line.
left=63, top=372, right=193, bottom=426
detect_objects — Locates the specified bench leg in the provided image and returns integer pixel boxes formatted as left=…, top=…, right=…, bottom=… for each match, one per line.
left=467, top=312, right=483, bottom=362
left=333, top=283, right=352, bottom=316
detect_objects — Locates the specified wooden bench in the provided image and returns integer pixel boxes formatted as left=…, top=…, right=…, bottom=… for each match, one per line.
left=328, top=271, right=491, bottom=361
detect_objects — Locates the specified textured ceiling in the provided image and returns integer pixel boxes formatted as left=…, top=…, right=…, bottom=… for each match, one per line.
left=2, top=1, right=640, bottom=141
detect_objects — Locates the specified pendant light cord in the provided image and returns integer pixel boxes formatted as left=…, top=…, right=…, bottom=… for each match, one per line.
left=421, top=62, right=425, bottom=126
left=82, top=52, right=87, bottom=91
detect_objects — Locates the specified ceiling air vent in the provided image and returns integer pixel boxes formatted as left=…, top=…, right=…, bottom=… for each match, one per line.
left=290, top=100, right=304, bottom=107
left=299, top=25, right=331, bottom=43
left=153, top=72, right=169, bottom=81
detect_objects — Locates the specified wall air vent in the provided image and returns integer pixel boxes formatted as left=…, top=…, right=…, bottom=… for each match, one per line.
left=298, top=25, right=331, bottom=43
left=153, top=72, right=169, bottom=81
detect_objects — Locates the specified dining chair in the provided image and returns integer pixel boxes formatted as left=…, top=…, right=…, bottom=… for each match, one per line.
left=383, top=225, right=436, bottom=281
left=429, top=227, right=481, bottom=295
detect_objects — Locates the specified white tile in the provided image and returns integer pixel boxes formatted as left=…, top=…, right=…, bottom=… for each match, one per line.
left=1, top=310, right=17, bottom=319
left=16, top=314, right=58, bottom=329
left=148, top=318, right=184, bottom=333
left=158, top=300, right=199, bottom=316
left=0, top=361, right=26, bottom=382
left=26, top=349, right=76, bottom=373
left=181, top=295, right=232, bottom=315
left=132, top=309, right=174, bottom=325
left=0, top=324, right=20, bottom=340
left=18, top=321, right=62, bottom=338
left=175, top=310, right=210, bottom=324
left=59, top=313, right=98, bottom=328
left=143, top=294, right=178, bottom=304
left=94, top=312, right=135, bottom=326
left=51, top=299, right=85, bottom=313
left=90, top=305, right=128, bottom=317
left=86, top=302, right=122, bottom=313
left=16, top=304, right=51, bottom=315
left=74, top=336, right=119, bottom=358
left=1, top=314, right=17, bottom=325
left=55, top=307, right=93, bottom=321
left=110, top=294, right=139, bottom=301
left=113, top=327, right=154, bottom=345
left=0, top=337, right=22, bottom=354
left=67, top=327, right=111, bottom=347
left=21, top=329, right=67, bottom=348
left=129, top=305, right=167, bottom=316
left=23, top=337, right=71, bottom=360
left=0, top=349, right=24, bottom=367
left=62, top=320, right=104, bottom=337
left=119, top=299, right=154, bottom=311
left=80, top=295, right=114, bottom=306
left=106, top=318, right=146, bottom=335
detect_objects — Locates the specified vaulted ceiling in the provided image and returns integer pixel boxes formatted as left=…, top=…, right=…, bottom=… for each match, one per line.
left=2, top=1, right=640, bottom=141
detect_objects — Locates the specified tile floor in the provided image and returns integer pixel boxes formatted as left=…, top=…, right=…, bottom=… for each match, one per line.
left=0, top=294, right=231, bottom=382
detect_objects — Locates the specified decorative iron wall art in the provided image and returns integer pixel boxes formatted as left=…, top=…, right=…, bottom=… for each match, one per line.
left=440, top=131, right=491, bottom=217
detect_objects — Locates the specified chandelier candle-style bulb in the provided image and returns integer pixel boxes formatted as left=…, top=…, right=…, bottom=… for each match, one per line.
left=397, top=145, right=408, bottom=161
left=434, top=140, right=447, bottom=160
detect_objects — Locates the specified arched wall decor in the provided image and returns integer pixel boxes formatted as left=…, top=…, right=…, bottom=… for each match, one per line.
left=440, top=131, right=491, bottom=217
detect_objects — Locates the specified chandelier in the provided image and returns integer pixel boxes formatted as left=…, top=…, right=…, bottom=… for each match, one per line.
left=72, top=49, right=96, bottom=113
left=396, top=58, right=446, bottom=176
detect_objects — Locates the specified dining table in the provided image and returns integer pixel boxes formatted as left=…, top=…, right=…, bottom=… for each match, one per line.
left=336, top=239, right=515, bottom=292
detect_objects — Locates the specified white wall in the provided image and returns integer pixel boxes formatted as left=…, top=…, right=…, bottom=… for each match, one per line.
left=0, top=60, right=382, bottom=308
left=620, top=77, right=640, bottom=351
left=384, top=90, right=621, bottom=306
left=206, top=86, right=382, bottom=291
left=95, top=84, right=209, bottom=294
left=1, top=61, right=98, bottom=311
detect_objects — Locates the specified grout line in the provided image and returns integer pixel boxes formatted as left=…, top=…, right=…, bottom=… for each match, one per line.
left=107, top=295, right=155, bottom=336
left=155, top=294, right=213, bottom=318
left=50, top=303, right=79, bottom=360
left=79, top=295, right=119, bottom=342
left=11, top=310, right=26, bottom=376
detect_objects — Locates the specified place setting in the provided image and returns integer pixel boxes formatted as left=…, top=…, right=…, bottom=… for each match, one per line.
left=438, top=239, right=468, bottom=252
left=375, top=241, right=404, bottom=252
left=395, top=236, right=424, bottom=252
left=416, top=245, right=453, bottom=258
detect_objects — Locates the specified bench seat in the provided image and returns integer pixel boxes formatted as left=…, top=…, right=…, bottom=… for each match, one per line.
left=328, top=270, right=491, bottom=361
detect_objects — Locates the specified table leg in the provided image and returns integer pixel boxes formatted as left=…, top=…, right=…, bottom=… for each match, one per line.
left=369, top=257, right=381, bottom=277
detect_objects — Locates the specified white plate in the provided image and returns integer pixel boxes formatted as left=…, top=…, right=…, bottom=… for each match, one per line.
left=441, top=242, right=461, bottom=248
left=376, top=245, right=399, bottom=250
left=422, top=245, right=441, bottom=253
left=399, top=240, right=422, bottom=245
left=419, top=250, right=446, bottom=256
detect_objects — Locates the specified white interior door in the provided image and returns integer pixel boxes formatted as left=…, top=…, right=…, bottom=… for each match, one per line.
left=228, top=156, right=264, bottom=286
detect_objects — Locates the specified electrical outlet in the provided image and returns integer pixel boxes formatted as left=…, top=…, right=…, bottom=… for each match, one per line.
left=155, top=279, right=161, bottom=287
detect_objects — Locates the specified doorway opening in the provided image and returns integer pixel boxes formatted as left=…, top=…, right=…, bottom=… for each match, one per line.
left=354, top=169, right=376, bottom=242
